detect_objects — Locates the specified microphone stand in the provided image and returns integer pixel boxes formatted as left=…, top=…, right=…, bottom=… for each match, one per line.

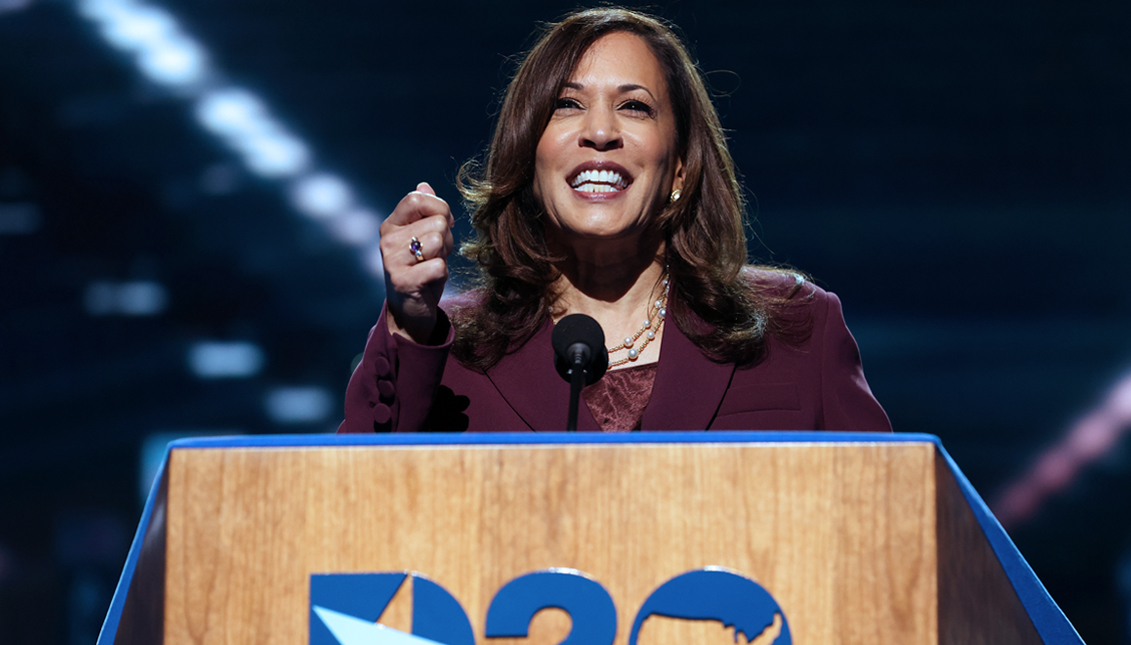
left=567, top=349, right=587, bottom=432
left=552, top=314, right=608, bottom=432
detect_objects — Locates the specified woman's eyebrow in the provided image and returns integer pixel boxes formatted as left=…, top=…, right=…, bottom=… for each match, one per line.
left=618, top=84, right=656, bottom=100
left=561, top=81, right=657, bottom=101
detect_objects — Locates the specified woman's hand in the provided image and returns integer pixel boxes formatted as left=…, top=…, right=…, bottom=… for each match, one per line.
left=379, top=182, right=455, bottom=344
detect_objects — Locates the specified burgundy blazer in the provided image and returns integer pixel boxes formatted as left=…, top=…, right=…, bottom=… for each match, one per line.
left=339, top=277, right=890, bottom=434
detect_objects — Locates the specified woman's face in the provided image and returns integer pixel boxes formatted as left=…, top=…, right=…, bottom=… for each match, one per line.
left=533, top=32, right=683, bottom=250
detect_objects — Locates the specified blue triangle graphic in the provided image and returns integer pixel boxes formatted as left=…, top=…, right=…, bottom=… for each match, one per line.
left=311, top=572, right=407, bottom=622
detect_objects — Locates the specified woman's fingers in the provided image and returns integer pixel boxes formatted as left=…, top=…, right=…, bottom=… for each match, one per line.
left=379, top=214, right=453, bottom=267
left=414, top=182, right=456, bottom=228
left=413, top=226, right=455, bottom=262
left=385, top=257, right=448, bottom=298
left=380, top=183, right=456, bottom=344
left=381, top=184, right=455, bottom=230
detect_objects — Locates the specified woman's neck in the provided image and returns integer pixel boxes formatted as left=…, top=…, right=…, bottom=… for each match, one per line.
left=549, top=236, right=668, bottom=365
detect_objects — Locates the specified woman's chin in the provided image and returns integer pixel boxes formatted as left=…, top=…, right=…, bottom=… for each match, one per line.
left=550, top=222, right=659, bottom=252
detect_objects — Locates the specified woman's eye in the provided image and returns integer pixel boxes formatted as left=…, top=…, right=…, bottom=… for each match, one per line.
left=554, top=97, right=581, bottom=110
left=621, top=100, right=655, bottom=116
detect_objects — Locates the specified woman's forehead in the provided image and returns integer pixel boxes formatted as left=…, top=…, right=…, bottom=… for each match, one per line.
left=568, top=32, right=666, bottom=95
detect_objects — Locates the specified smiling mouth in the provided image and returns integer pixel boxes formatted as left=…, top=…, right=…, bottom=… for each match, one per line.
left=570, top=168, right=631, bottom=193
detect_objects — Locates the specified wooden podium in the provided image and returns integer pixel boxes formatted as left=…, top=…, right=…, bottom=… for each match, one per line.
left=98, top=433, right=1082, bottom=644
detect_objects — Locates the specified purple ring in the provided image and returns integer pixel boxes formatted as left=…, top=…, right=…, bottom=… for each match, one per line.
left=409, top=236, right=424, bottom=262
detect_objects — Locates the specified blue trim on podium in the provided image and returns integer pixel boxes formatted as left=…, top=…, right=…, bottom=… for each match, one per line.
left=937, top=446, right=1083, bottom=643
left=98, top=432, right=1084, bottom=644
left=97, top=450, right=168, bottom=645
left=165, top=430, right=939, bottom=448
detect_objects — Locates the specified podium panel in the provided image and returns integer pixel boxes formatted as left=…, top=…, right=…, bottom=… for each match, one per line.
left=99, top=433, right=1081, bottom=645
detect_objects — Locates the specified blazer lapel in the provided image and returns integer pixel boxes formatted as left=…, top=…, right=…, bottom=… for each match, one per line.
left=641, top=308, right=736, bottom=431
left=485, top=319, right=601, bottom=432
left=485, top=305, right=732, bottom=432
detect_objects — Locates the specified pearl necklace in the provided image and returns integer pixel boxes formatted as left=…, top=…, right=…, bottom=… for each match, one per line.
left=607, top=276, right=669, bottom=368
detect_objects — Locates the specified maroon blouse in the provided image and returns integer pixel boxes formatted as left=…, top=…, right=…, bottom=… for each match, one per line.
left=583, top=362, right=659, bottom=432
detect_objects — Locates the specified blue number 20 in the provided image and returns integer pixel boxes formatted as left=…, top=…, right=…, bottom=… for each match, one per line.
left=484, top=569, right=617, bottom=645
left=483, top=567, right=790, bottom=645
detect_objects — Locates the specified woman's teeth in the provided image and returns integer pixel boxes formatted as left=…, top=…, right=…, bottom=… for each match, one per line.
left=576, top=183, right=619, bottom=193
left=571, top=169, right=627, bottom=192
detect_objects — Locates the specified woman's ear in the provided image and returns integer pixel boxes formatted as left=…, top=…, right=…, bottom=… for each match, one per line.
left=673, top=158, right=685, bottom=193
left=667, top=159, right=687, bottom=206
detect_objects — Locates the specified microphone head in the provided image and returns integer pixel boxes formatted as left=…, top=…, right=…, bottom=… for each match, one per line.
left=551, top=314, right=609, bottom=385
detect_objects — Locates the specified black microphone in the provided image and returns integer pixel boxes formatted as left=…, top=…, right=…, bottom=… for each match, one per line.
left=551, top=314, right=609, bottom=431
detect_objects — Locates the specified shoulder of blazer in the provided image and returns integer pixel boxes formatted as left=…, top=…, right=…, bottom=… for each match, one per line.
left=740, top=266, right=817, bottom=301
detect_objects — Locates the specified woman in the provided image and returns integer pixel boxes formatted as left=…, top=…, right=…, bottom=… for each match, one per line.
left=339, top=8, right=891, bottom=434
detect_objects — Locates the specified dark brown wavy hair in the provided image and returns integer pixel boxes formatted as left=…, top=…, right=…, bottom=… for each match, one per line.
left=453, top=7, right=808, bottom=371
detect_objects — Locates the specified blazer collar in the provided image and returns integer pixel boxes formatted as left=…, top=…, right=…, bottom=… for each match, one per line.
left=485, top=319, right=601, bottom=432
left=486, top=306, right=735, bottom=432
left=641, top=305, right=736, bottom=430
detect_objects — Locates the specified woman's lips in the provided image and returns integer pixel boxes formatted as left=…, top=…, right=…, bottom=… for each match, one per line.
left=567, top=162, right=633, bottom=195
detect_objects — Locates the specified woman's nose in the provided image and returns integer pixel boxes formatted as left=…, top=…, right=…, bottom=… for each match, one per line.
left=579, top=106, right=622, bottom=151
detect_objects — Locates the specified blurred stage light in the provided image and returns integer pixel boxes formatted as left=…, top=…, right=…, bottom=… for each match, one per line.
left=264, top=386, right=333, bottom=424
left=364, top=243, right=384, bottom=277
left=236, top=131, right=310, bottom=178
left=195, top=89, right=267, bottom=136
left=137, top=36, right=206, bottom=86
left=0, top=0, right=34, bottom=15
left=76, top=0, right=126, bottom=22
left=117, top=280, right=168, bottom=315
left=80, top=0, right=208, bottom=88
left=84, top=282, right=116, bottom=315
left=76, top=0, right=385, bottom=280
left=290, top=173, right=354, bottom=218
left=187, top=341, right=264, bottom=378
left=195, top=89, right=311, bottom=178
left=328, top=209, right=381, bottom=245
left=83, top=280, right=168, bottom=316
left=0, top=202, right=41, bottom=234
left=198, top=163, right=240, bottom=196
left=95, top=4, right=176, bottom=51
left=993, top=369, right=1131, bottom=528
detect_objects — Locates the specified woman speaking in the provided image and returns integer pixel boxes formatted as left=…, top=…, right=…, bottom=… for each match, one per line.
left=339, top=8, right=891, bottom=434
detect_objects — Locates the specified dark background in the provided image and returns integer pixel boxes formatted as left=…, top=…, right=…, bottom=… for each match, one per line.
left=1, top=0, right=1129, bottom=642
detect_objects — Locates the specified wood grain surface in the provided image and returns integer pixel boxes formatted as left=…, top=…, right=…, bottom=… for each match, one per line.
left=163, top=442, right=946, bottom=644
left=935, top=450, right=1041, bottom=644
